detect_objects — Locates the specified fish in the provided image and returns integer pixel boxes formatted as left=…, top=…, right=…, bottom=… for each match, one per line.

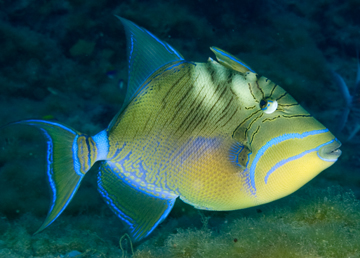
left=3, top=16, right=342, bottom=242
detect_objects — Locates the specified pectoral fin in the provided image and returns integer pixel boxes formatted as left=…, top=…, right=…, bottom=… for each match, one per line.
left=97, top=161, right=176, bottom=242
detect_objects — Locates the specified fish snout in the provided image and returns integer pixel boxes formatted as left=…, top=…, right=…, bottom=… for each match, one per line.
left=318, top=139, right=342, bottom=162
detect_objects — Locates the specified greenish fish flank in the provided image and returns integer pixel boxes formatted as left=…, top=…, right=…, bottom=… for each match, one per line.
left=2, top=17, right=342, bottom=242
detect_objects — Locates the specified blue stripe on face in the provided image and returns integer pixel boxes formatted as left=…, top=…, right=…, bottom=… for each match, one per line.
left=264, top=139, right=336, bottom=184
left=249, top=129, right=329, bottom=194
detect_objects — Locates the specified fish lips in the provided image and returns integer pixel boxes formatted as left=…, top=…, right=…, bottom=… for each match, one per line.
left=318, top=139, right=342, bottom=162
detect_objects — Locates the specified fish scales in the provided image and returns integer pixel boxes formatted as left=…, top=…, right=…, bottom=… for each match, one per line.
left=107, top=60, right=247, bottom=203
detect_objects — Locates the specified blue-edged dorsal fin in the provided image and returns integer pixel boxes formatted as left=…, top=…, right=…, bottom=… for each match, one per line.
left=97, top=161, right=176, bottom=242
left=116, top=16, right=184, bottom=107
left=210, top=46, right=255, bottom=73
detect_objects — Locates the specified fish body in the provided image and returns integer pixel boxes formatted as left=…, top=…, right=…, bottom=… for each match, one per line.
left=107, top=58, right=336, bottom=210
left=4, top=17, right=341, bottom=241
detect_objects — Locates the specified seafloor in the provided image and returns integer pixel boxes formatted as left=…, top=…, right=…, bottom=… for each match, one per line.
left=0, top=0, right=360, bottom=257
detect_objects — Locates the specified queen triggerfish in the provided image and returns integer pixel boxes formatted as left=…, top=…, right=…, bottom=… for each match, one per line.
left=3, top=17, right=342, bottom=242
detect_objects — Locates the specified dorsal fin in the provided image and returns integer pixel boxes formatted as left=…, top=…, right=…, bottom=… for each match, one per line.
left=210, top=46, right=254, bottom=73
left=116, top=16, right=184, bottom=107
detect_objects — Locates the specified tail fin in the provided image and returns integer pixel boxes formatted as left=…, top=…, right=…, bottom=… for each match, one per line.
left=10, top=120, right=108, bottom=233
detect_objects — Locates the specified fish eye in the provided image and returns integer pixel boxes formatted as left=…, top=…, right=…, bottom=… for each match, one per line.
left=260, top=99, right=278, bottom=114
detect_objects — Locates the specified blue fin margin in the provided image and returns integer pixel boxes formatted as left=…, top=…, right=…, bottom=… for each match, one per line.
left=97, top=160, right=176, bottom=242
left=116, top=16, right=184, bottom=108
left=8, top=120, right=84, bottom=233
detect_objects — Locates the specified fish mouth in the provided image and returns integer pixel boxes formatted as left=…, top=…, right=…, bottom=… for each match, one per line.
left=318, top=139, right=342, bottom=162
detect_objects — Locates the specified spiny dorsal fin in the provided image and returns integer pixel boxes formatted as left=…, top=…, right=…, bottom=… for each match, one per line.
left=116, top=16, right=184, bottom=107
left=210, top=46, right=254, bottom=73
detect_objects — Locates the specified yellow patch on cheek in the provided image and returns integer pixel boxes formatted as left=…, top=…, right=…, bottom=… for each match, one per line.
left=256, top=151, right=334, bottom=203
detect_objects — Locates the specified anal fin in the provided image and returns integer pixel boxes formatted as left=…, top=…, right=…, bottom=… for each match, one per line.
left=97, top=161, right=176, bottom=242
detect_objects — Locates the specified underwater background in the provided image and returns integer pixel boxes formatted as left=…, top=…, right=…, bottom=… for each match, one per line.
left=0, top=0, right=360, bottom=257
